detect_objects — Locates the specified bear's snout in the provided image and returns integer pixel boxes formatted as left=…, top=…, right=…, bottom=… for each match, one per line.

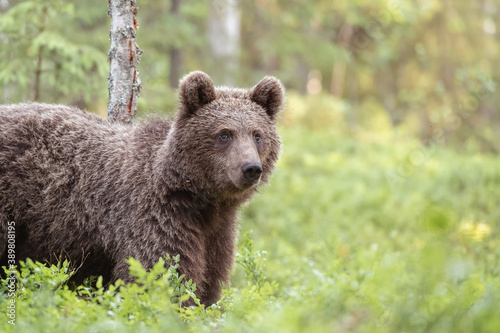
left=242, top=162, right=262, bottom=182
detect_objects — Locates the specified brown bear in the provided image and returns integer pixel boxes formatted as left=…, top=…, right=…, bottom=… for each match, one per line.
left=0, top=71, right=285, bottom=305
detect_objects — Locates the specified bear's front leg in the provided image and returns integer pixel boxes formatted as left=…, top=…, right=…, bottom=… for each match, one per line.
left=111, top=254, right=135, bottom=284
left=201, top=220, right=238, bottom=306
left=111, top=230, right=208, bottom=305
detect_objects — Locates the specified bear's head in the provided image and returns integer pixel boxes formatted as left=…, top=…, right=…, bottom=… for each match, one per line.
left=162, top=71, right=285, bottom=200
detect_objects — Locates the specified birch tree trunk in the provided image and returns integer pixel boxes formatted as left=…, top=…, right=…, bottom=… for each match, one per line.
left=107, top=0, right=142, bottom=124
left=168, top=0, right=182, bottom=89
left=207, top=0, right=240, bottom=86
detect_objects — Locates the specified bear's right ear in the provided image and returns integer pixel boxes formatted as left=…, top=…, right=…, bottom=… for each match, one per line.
left=178, top=71, right=217, bottom=117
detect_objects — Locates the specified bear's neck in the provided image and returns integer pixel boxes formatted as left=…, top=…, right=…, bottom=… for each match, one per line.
left=147, top=184, right=241, bottom=236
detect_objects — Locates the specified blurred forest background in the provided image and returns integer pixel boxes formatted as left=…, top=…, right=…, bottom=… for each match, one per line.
left=0, top=0, right=499, bottom=151
left=2, top=1, right=500, bottom=332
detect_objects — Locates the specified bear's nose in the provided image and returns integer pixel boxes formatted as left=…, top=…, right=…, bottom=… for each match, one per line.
left=242, top=162, right=263, bottom=182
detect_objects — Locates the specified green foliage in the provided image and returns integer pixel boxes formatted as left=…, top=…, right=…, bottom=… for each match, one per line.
left=0, top=254, right=216, bottom=332
left=0, top=0, right=107, bottom=103
left=235, top=231, right=268, bottom=287
left=234, top=123, right=500, bottom=332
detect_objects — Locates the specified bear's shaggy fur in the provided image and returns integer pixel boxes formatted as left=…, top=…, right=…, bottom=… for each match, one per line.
left=0, top=71, right=284, bottom=305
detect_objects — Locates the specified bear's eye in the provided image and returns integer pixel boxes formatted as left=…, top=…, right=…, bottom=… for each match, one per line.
left=219, top=131, right=231, bottom=142
left=254, top=133, right=263, bottom=143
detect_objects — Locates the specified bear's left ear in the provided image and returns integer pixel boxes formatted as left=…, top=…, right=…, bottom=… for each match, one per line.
left=249, top=76, right=285, bottom=120
left=178, top=71, right=217, bottom=117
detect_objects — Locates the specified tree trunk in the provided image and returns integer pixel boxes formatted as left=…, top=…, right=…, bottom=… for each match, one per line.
left=0, top=0, right=8, bottom=12
left=295, top=59, right=309, bottom=95
left=331, top=22, right=354, bottom=98
left=34, top=6, right=48, bottom=102
left=107, top=0, right=142, bottom=124
left=330, top=62, right=346, bottom=98
left=1, top=0, right=9, bottom=103
left=207, top=0, right=241, bottom=86
left=168, top=0, right=182, bottom=89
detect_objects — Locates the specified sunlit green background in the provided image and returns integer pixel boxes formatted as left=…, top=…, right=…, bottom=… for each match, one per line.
left=1, top=0, right=500, bottom=332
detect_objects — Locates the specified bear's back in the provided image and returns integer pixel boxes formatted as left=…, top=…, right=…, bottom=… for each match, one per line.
left=0, top=103, right=171, bottom=227
left=0, top=103, right=116, bottom=140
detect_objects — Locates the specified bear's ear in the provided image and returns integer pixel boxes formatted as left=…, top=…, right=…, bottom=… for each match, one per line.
left=249, top=76, right=285, bottom=120
left=178, top=71, right=217, bottom=117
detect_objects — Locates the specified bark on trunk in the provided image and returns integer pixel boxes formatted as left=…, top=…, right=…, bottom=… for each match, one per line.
left=107, top=0, right=142, bottom=124
left=168, top=0, right=182, bottom=89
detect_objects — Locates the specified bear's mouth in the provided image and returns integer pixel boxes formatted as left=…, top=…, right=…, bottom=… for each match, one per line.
left=228, top=176, right=261, bottom=191
left=241, top=178, right=260, bottom=189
